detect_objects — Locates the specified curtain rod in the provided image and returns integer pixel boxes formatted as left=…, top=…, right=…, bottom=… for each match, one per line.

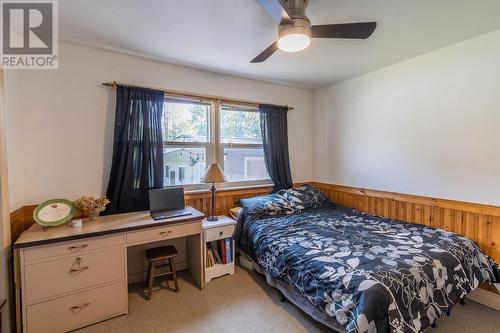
left=101, top=81, right=294, bottom=111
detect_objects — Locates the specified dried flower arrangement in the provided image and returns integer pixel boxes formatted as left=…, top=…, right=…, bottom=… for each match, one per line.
left=74, top=196, right=110, bottom=220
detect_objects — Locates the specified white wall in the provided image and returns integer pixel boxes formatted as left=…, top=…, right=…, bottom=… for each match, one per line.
left=313, top=29, right=500, bottom=205
left=2, top=42, right=314, bottom=287
left=0, top=69, right=12, bottom=333
left=3, top=71, right=24, bottom=211
left=6, top=42, right=313, bottom=207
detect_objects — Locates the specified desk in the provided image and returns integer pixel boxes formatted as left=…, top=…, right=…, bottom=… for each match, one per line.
left=14, top=207, right=204, bottom=333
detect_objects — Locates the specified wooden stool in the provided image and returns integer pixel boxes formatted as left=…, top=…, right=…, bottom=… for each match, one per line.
left=145, top=245, right=179, bottom=300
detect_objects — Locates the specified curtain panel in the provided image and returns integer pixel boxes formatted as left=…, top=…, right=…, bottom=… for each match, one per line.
left=259, top=104, right=293, bottom=192
left=105, top=85, right=165, bottom=215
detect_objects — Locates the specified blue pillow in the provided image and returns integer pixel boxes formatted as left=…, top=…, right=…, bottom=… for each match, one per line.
left=239, top=191, right=297, bottom=217
left=282, top=184, right=331, bottom=210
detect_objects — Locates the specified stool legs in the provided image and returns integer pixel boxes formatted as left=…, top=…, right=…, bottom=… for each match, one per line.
left=144, top=247, right=179, bottom=301
left=146, top=264, right=155, bottom=301
left=145, top=261, right=152, bottom=288
left=169, top=258, right=179, bottom=292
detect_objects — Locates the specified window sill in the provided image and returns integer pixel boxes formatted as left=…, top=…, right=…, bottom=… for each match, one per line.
left=185, top=183, right=273, bottom=195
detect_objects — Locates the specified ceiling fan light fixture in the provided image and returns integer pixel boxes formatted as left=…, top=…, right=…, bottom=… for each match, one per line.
left=251, top=0, right=377, bottom=63
left=277, top=24, right=311, bottom=52
left=278, top=33, right=310, bottom=52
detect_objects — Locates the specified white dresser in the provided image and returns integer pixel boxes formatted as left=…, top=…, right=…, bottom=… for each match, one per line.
left=14, top=207, right=204, bottom=333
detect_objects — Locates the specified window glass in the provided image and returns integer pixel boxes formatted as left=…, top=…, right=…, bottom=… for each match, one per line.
left=163, top=100, right=209, bottom=142
left=163, top=147, right=206, bottom=186
left=223, top=148, right=268, bottom=181
left=220, top=106, right=262, bottom=144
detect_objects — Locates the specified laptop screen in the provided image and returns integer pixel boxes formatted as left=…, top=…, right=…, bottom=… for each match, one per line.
left=149, top=187, right=185, bottom=214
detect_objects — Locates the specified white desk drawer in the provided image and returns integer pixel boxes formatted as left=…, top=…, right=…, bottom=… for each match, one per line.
left=126, top=221, right=200, bottom=245
left=204, top=225, right=234, bottom=242
left=25, top=247, right=125, bottom=304
left=26, top=281, right=126, bottom=333
left=24, top=235, right=124, bottom=262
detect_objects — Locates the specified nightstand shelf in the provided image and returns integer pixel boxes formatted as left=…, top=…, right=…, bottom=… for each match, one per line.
left=202, top=216, right=236, bottom=283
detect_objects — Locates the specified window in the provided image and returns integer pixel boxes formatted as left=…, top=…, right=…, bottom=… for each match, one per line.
left=162, top=99, right=209, bottom=187
left=220, top=104, right=268, bottom=182
left=162, top=98, right=271, bottom=189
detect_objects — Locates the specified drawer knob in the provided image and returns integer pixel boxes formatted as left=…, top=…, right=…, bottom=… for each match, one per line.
left=70, top=302, right=91, bottom=312
left=219, top=231, right=224, bottom=236
left=68, top=244, right=88, bottom=251
left=69, top=256, right=89, bottom=274
left=159, top=230, right=173, bottom=237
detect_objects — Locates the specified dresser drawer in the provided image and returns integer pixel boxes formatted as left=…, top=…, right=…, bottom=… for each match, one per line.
left=126, top=221, right=201, bottom=245
left=26, top=281, right=126, bottom=333
left=24, top=235, right=124, bottom=262
left=204, top=224, right=235, bottom=242
left=24, top=247, right=125, bottom=304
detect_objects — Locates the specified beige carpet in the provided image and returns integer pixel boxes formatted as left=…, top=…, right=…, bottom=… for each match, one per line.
left=78, top=267, right=500, bottom=333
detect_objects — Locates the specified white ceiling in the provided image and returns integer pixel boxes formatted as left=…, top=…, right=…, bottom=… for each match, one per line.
left=59, top=0, right=500, bottom=90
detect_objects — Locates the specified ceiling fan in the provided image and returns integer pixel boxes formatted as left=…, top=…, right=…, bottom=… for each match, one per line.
left=251, top=0, right=377, bottom=63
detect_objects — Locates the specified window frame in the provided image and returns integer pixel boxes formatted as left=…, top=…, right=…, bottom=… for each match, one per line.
left=162, top=97, right=272, bottom=191
left=162, top=97, right=212, bottom=190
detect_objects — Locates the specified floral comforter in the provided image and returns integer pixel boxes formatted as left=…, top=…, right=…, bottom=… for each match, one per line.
left=236, top=205, right=500, bottom=333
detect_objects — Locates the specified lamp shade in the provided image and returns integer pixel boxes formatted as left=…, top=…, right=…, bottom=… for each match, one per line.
left=202, top=163, right=227, bottom=183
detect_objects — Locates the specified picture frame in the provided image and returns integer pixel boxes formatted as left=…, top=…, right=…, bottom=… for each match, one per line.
left=33, top=199, right=76, bottom=227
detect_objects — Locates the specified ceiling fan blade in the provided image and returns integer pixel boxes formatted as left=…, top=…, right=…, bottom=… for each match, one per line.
left=254, top=0, right=294, bottom=25
left=311, top=22, right=377, bottom=39
left=250, top=42, right=279, bottom=63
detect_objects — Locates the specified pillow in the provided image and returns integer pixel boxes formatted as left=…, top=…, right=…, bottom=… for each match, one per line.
left=239, top=191, right=297, bottom=217
left=282, top=184, right=331, bottom=210
left=229, top=206, right=242, bottom=220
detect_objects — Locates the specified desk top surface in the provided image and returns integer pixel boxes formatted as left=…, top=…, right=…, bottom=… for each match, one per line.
left=14, top=206, right=204, bottom=249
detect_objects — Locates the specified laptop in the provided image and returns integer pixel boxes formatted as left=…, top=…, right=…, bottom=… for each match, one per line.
left=149, top=187, right=192, bottom=220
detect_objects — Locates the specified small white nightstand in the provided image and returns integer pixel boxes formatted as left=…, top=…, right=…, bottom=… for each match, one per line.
left=202, top=216, right=236, bottom=283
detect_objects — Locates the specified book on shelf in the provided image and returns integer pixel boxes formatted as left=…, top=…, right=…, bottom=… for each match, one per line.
left=225, top=238, right=231, bottom=263
left=210, top=241, right=222, bottom=264
left=206, top=248, right=215, bottom=267
left=220, top=239, right=227, bottom=265
left=206, top=237, right=233, bottom=267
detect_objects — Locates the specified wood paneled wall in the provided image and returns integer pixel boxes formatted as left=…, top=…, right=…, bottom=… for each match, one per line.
left=9, top=207, right=32, bottom=244
left=312, top=182, right=500, bottom=264
left=9, top=183, right=500, bottom=266
left=184, top=186, right=272, bottom=217
left=9, top=186, right=273, bottom=243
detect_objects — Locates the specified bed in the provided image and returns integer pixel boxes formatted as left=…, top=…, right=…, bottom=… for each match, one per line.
left=233, top=185, right=500, bottom=333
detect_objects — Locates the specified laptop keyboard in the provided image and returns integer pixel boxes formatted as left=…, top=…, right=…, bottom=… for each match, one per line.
left=153, top=210, right=191, bottom=220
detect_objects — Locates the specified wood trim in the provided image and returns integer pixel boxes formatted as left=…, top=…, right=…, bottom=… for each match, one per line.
left=314, top=183, right=500, bottom=217
left=9, top=207, right=29, bottom=245
left=9, top=186, right=274, bottom=243
left=311, top=182, right=500, bottom=264
left=10, top=182, right=500, bottom=263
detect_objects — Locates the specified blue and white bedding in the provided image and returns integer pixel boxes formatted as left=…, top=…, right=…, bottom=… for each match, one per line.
left=234, top=185, right=500, bottom=333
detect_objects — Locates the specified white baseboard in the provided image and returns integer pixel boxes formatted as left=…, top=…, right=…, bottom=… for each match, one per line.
left=127, top=261, right=188, bottom=284
left=466, top=288, right=500, bottom=311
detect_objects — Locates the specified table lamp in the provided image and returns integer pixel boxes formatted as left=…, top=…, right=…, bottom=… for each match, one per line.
left=202, top=163, right=227, bottom=221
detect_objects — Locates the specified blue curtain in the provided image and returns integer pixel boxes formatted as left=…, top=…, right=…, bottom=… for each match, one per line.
left=259, top=104, right=293, bottom=192
left=104, top=85, right=165, bottom=214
